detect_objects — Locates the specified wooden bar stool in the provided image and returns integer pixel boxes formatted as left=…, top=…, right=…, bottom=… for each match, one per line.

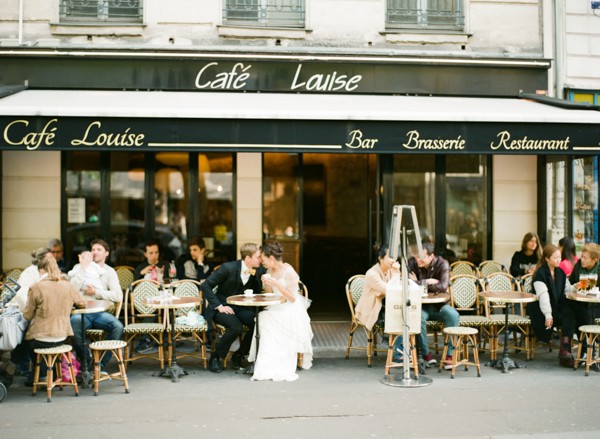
left=89, top=340, right=130, bottom=396
left=439, top=327, right=481, bottom=379
left=32, top=345, right=79, bottom=402
left=574, top=325, right=600, bottom=376
left=385, top=333, right=419, bottom=377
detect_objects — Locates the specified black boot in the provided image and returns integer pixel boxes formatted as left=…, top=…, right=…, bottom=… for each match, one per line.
left=209, top=355, right=222, bottom=373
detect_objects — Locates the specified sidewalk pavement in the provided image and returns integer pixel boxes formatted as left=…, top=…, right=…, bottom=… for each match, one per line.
left=2, top=326, right=600, bottom=439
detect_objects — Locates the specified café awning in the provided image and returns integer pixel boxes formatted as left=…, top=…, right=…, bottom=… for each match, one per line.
left=1, top=89, right=599, bottom=154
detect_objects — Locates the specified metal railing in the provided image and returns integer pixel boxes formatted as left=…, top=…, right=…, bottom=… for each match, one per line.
left=223, top=0, right=305, bottom=28
left=387, top=0, right=464, bottom=31
left=60, top=0, right=143, bottom=23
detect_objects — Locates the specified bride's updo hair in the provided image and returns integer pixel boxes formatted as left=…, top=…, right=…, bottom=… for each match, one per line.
left=263, top=241, right=284, bottom=261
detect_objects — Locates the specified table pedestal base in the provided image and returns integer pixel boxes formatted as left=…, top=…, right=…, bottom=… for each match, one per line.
left=79, top=368, right=94, bottom=388
left=380, top=373, right=433, bottom=387
left=157, top=361, right=188, bottom=383
left=486, top=356, right=524, bottom=373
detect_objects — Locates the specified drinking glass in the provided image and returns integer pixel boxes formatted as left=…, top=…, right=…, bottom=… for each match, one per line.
left=589, top=273, right=597, bottom=290
left=580, top=274, right=589, bottom=292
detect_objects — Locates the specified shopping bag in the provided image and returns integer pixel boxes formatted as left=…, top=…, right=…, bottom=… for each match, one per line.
left=0, top=307, right=28, bottom=350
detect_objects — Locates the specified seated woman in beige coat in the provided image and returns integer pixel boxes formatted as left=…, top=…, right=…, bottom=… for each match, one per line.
left=23, top=256, right=86, bottom=383
left=355, top=244, right=400, bottom=331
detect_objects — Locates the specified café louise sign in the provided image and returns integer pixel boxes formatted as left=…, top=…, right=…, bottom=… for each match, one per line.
left=1, top=117, right=597, bottom=155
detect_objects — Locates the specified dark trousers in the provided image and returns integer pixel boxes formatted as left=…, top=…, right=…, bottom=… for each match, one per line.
left=560, top=300, right=590, bottom=341
left=212, top=305, right=255, bottom=359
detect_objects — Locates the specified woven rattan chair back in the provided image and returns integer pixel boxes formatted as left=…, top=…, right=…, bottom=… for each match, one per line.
left=347, top=274, right=365, bottom=310
left=479, top=260, right=507, bottom=277
left=171, top=279, right=203, bottom=316
left=298, top=280, right=309, bottom=299
left=115, top=266, right=135, bottom=293
left=450, top=261, right=479, bottom=277
left=126, top=279, right=161, bottom=324
left=520, top=273, right=533, bottom=294
left=450, top=274, right=481, bottom=312
left=484, top=272, right=520, bottom=293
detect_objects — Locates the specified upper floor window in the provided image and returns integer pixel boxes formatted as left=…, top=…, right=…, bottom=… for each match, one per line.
left=59, top=0, right=143, bottom=23
left=387, top=0, right=464, bottom=31
left=223, top=0, right=305, bottom=28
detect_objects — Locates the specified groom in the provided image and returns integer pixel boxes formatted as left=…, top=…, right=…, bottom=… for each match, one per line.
left=200, top=242, right=265, bottom=373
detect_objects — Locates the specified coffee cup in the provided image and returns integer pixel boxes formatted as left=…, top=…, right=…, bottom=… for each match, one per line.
left=244, top=289, right=253, bottom=296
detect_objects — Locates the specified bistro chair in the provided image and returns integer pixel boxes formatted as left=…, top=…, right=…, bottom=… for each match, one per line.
left=438, top=327, right=481, bottom=379
left=122, top=279, right=165, bottom=369
left=574, top=325, right=600, bottom=376
left=384, top=332, right=419, bottom=377
left=520, top=273, right=533, bottom=294
left=480, top=281, right=534, bottom=361
left=345, top=274, right=384, bottom=367
left=478, top=260, right=507, bottom=278
left=89, top=340, right=129, bottom=396
left=169, top=279, right=208, bottom=369
left=297, top=280, right=309, bottom=368
left=31, top=345, right=79, bottom=402
left=449, top=274, right=492, bottom=351
left=450, top=261, right=479, bottom=277
left=115, top=265, right=135, bottom=297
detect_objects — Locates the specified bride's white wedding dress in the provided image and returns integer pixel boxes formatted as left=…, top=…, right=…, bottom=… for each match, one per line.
left=248, top=266, right=313, bottom=381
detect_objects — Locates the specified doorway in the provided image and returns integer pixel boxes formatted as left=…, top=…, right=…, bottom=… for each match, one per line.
left=277, top=153, right=377, bottom=319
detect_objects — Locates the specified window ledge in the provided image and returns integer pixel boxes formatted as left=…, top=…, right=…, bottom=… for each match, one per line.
left=218, top=25, right=311, bottom=40
left=383, top=31, right=469, bottom=45
left=50, top=22, right=145, bottom=36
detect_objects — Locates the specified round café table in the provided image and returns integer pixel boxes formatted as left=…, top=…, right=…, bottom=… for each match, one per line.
left=71, top=299, right=113, bottom=388
left=478, top=291, right=536, bottom=373
left=144, top=295, right=200, bottom=382
left=226, top=293, right=286, bottom=374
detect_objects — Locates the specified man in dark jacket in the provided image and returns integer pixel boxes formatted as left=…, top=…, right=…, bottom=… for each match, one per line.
left=199, top=243, right=265, bottom=373
left=408, top=242, right=459, bottom=370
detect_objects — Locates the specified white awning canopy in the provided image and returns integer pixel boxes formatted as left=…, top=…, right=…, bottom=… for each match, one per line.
left=1, top=89, right=600, bottom=124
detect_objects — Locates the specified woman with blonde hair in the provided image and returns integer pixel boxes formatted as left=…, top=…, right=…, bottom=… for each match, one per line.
left=22, top=257, right=86, bottom=384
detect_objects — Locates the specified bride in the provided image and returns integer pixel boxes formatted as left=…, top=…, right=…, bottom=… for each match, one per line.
left=248, top=241, right=313, bottom=381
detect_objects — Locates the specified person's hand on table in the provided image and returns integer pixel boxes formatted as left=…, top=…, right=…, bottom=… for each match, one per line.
left=84, top=285, right=96, bottom=297
left=217, top=305, right=235, bottom=315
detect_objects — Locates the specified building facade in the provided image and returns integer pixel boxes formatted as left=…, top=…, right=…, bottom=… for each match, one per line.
left=2, top=1, right=600, bottom=315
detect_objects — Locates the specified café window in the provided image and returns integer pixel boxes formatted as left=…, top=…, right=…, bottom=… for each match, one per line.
left=386, top=0, right=464, bottom=31
left=223, top=0, right=305, bottom=28
left=64, top=151, right=235, bottom=268
left=59, top=0, right=143, bottom=23
left=573, top=157, right=598, bottom=252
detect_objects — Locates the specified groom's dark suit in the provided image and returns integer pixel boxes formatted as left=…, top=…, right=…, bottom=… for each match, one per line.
left=200, top=260, right=265, bottom=363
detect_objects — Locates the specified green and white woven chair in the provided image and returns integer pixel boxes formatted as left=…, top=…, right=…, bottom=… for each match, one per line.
left=115, top=265, right=135, bottom=297
left=345, top=274, right=384, bottom=367
left=450, top=261, right=479, bottom=277
left=449, top=274, right=492, bottom=351
left=123, top=279, right=165, bottom=369
left=478, top=260, right=507, bottom=278
left=170, top=279, right=208, bottom=370
left=482, top=274, right=534, bottom=360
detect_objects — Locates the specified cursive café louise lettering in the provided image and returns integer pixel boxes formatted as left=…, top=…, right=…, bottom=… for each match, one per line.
left=3, top=119, right=145, bottom=150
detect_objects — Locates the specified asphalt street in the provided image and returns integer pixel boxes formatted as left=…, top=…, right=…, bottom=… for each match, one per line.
left=2, top=343, right=600, bottom=439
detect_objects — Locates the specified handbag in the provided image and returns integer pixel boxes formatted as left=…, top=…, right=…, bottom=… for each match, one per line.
left=0, top=306, right=28, bottom=350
